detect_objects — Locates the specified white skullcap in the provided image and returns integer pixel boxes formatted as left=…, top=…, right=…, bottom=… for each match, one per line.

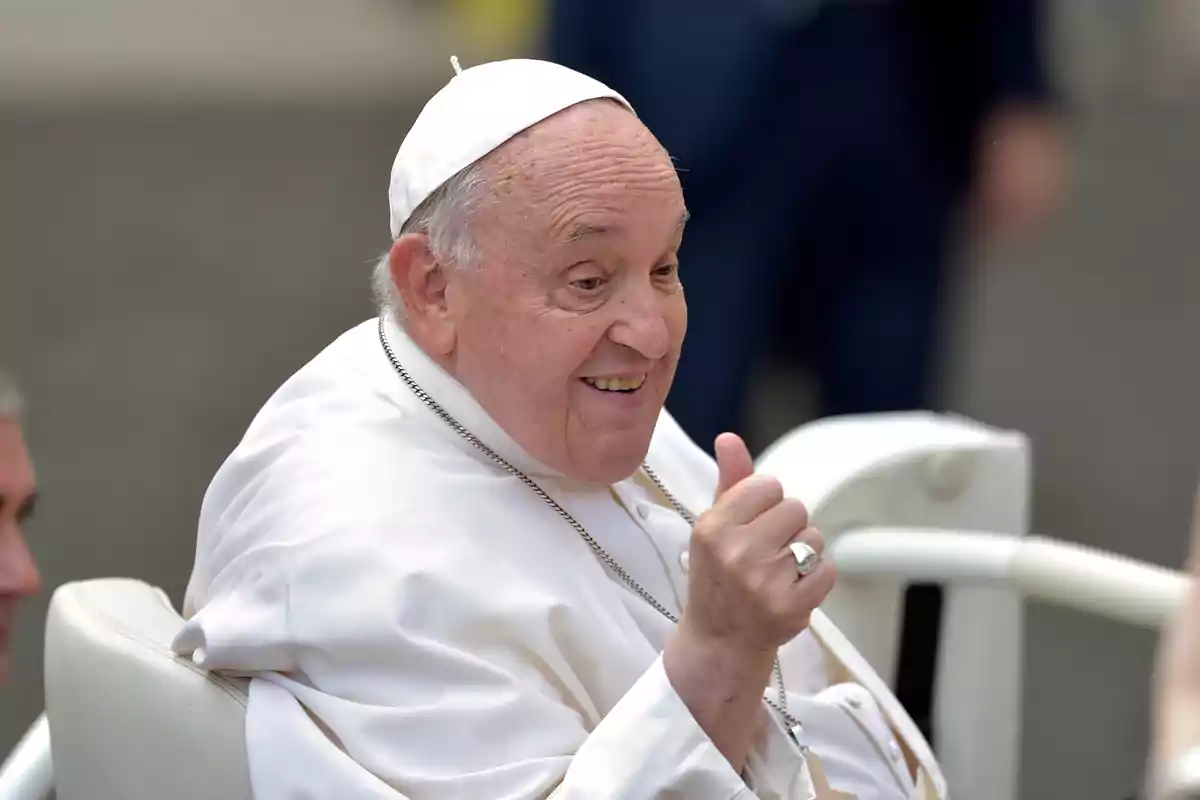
left=388, top=58, right=633, bottom=238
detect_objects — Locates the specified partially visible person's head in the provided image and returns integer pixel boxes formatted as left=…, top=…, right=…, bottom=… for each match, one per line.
left=386, top=91, right=688, bottom=486
left=0, top=371, right=40, bottom=683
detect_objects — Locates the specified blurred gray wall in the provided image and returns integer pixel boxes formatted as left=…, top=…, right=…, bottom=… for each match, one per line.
left=944, top=110, right=1200, bottom=799
left=3, top=3, right=1200, bottom=798
left=957, top=6, right=1200, bottom=795
left=0, top=0, right=455, bottom=756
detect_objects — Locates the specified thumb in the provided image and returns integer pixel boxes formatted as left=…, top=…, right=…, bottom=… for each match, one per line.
left=714, top=432, right=754, bottom=500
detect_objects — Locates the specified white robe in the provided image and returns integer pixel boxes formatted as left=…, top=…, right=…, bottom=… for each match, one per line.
left=173, top=317, right=947, bottom=799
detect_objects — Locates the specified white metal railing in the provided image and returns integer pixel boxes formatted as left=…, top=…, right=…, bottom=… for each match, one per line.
left=831, top=527, right=1187, bottom=629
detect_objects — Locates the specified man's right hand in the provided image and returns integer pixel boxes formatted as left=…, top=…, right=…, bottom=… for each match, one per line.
left=680, top=432, right=836, bottom=654
left=661, top=432, right=836, bottom=773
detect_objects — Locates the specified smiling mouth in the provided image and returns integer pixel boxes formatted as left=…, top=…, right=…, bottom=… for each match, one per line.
left=581, top=375, right=647, bottom=393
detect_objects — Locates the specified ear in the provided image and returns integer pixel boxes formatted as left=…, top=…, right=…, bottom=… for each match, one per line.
left=389, top=234, right=456, bottom=355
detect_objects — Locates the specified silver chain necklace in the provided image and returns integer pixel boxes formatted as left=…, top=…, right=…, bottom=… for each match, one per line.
left=378, top=315, right=800, bottom=733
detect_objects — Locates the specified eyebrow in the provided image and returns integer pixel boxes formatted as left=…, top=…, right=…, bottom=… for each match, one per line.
left=565, top=223, right=613, bottom=243
left=564, top=210, right=690, bottom=244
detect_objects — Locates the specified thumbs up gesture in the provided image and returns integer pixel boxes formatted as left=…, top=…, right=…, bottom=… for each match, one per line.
left=713, top=432, right=756, bottom=499
left=678, top=433, right=836, bottom=653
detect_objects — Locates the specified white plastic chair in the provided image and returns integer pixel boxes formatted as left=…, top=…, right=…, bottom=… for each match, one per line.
left=0, top=717, right=50, bottom=800
left=0, top=411, right=1188, bottom=799
left=755, top=411, right=1186, bottom=800
left=0, top=578, right=253, bottom=800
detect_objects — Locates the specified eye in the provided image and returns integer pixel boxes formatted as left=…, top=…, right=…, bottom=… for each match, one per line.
left=654, top=263, right=679, bottom=278
left=570, top=276, right=608, bottom=293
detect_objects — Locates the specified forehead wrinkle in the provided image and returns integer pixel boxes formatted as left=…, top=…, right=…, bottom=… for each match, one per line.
left=537, top=145, right=680, bottom=222
left=542, top=174, right=679, bottom=238
left=480, top=107, right=682, bottom=249
left=489, top=102, right=673, bottom=188
left=511, top=148, right=677, bottom=209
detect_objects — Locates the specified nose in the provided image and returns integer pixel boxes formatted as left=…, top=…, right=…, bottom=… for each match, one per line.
left=607, top=280, right=670, bottom=360
left=0, top=525, right=41, bottom=599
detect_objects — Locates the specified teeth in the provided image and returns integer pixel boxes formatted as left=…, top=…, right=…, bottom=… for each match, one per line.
left=585, top=376, right=646, bottom=392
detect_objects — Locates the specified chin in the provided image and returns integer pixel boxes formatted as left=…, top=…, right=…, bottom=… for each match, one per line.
left=581, top=430, right=655, bottom=484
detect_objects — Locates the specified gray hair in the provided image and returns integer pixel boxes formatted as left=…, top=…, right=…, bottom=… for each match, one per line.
left=372, top=160, right=491, bottom=319
left=0, top=370, right=23, bottom=418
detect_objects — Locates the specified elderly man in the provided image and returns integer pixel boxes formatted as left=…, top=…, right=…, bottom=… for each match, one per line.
left=0, top=370, right=40, bottom=684
left=175, top=59, right=944, bottom=798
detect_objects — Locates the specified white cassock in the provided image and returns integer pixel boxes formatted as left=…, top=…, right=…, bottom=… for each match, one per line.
left=173, top=316, right=948, bottom=800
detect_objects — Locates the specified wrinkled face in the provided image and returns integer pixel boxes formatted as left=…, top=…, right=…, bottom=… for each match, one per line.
left=0, top=418, right=39, bottom=683
left=448, top=102, right=688, bottom=484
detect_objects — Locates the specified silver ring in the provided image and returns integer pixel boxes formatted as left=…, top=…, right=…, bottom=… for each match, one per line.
left=789, top=541, right=821, bottom=577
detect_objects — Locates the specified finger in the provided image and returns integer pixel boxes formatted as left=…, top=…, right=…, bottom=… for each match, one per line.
left=785, top=559, right=837, bottom=610
left=788, top=526, right=826, bottom=561
left=714, top=432, right=754, bottom=500
left=749, top=499, right=812, bottom=551
left=764, top=526, right=826, bottom=581
left=765, top=560, right=837, bottom=631
left=710, top=474, right=784, bottom=528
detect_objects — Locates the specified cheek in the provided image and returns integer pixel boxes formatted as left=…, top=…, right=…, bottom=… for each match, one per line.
left=461, top=313, right=600, bottom=402
left=528, top=325, right=614, bottom=422
left=668, top=294, right=688, bottom=349
left=652, top=293, right=687, bottom=373
left=551, top=317, right=610, bottom=365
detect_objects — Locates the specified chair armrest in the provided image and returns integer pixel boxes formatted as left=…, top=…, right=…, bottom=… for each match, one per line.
left=832, top=527, right=1187, bottom=629
left=0, top=713, right=52, bottom=800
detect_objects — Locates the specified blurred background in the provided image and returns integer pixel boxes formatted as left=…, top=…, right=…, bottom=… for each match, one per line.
left=2, top=1, right=1200, bottom=797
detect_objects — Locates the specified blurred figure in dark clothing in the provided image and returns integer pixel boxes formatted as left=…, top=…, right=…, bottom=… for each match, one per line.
left=548, top=0, right=1063, bottom=744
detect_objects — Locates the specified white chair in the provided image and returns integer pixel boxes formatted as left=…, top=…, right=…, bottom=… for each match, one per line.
left=756, top=411, right=1186, bottom=800
left=0, top=717, right=50, bottom=800
left=22, top=578, right=250, bottom=800
left=758, top=411, right=1032, bottom=800
left=0, top=411, right=1188, bottom=799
